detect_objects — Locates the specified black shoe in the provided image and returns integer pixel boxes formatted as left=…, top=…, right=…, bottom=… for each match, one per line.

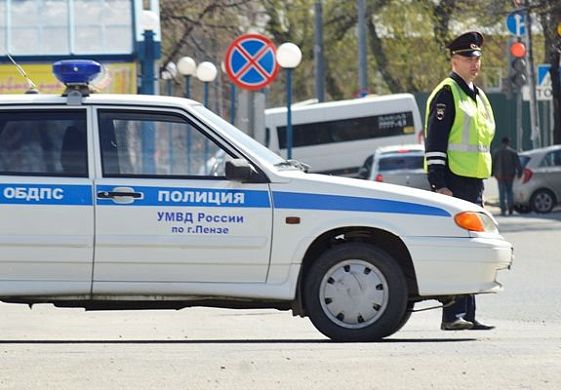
left=441, top=318, right=474, bottom=331
left=470, top=321, right=495, bottom=330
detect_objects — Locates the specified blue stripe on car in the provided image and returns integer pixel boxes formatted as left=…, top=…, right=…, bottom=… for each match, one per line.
left=95, top=185, right=271, bottom=208
left=0, top=184, right=92, bottom=205
left=1, top=183, right=449, bottom=217
left=272, top=191, right=450, bottom=217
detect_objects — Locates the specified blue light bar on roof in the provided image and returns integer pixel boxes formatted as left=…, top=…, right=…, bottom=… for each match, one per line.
left=53, top=59, right=102, bottom=85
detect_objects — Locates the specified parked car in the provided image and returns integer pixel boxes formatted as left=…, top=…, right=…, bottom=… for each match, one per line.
left=513, top=145, right=561, bottom=213
left=358, top=144, right=431, bottom=191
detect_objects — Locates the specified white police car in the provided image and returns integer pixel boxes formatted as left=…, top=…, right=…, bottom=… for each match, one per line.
left=0, top=60, right=512, bottom=341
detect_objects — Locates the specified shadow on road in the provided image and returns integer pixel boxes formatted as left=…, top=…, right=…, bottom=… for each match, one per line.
left=506, top=212, right=561, bottom=222
left=0, top=338, right=476, bottom=344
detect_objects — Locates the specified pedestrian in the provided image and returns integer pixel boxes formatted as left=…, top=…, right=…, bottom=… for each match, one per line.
left=424, top=31, right=496, bottom=331
left=492, top=137, right=522, bottom=216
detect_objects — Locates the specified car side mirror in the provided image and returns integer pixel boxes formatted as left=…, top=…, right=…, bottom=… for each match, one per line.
left=225, top=159, right=253, bottom=182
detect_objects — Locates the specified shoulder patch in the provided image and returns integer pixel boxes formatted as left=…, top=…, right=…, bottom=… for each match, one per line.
left=436, top=103, right=446, bottom=121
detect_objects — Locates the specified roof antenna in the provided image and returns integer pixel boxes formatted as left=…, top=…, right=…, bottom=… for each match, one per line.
left=7, top=53, right=39, bottom=94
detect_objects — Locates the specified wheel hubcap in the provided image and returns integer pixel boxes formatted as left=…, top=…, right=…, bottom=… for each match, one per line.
left=534, top=193, right=553, bottom=212
left=319, top=259, right=388, bottom=329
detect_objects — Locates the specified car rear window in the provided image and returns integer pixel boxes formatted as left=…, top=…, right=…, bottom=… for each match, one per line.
left=519, top=155, right=531, bottom=168
left=378, top=155, right=424, bottom=171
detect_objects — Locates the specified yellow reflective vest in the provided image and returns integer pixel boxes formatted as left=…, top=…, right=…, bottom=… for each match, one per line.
left=425, top=77, right=495, bottom=178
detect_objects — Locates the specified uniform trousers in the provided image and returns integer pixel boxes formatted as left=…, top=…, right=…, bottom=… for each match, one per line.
left=442, top=172, right=484, bottom=323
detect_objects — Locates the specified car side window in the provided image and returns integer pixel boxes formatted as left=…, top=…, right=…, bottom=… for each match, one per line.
left=553, top=151, right=561, bottom=167
left=540, top=151, right=561, bottom=168
left=97, top=110, right=231, bottom=178
left=378, top=155, right=424, bottom=171
left=0, top=110, right=88, bottom=177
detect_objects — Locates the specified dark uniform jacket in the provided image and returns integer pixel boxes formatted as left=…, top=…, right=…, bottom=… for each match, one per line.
left=425, top=72, right=485, bottom=205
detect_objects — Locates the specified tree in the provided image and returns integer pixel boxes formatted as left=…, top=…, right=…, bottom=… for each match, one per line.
left=264, top=0, right=513, bottom=99
left=158, top=0, right=257, bottom=111
left=157, top=1, right=517, bottom=107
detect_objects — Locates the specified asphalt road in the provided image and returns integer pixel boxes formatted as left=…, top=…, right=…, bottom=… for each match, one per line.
left=0, top=208, right=560, bottom=389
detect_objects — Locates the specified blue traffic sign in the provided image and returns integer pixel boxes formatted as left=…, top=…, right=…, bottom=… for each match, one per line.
left=224, top=34, right=279, bottom=91
left=537, top=64, right=550, bottom=86
left=535, top=64, right=558, bottom=101
left=506, top=11, right=526, bottom=36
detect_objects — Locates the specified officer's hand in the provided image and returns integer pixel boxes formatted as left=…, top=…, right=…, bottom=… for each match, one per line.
left=436, top=187, right=453, bottom=196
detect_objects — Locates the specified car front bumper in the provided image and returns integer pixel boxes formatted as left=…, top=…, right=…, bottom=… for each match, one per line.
left=403, top=236, right=513, bottom=296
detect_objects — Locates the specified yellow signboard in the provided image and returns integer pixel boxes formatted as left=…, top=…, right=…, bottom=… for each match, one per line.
left=0, top=62, right=137, bottom=95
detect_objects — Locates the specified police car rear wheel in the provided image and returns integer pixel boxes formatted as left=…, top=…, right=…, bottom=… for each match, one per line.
left=303, top=243, right=408, bottom=342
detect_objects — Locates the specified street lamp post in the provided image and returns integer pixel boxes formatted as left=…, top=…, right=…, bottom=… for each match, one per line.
left=276, top=42, right=302, bottom=160
left=177, top=57, right=197, bottom=174
left=161, top=61, right=177, bottom=96
left=221, top=61, right=236, bottom=125
left=139, top=10, right=160, bottom=95
left=178, top=57, right=197, bottom=174
left=177, top=56, right=197, bottom=99
left=196, top=61, right=218, bottom=107
left=196, top=61, right=218, bottom=173
left=161, top=61, right=177, bottom=172
left=229, top=82, right=236, bottom=125
left=138, top=10, right=161, bottom=174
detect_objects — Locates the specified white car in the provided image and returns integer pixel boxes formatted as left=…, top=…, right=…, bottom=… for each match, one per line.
left=513, top=145, right=561, bottom=214
left=358, top=144, right=431, bottom=191
left=0, top=60, right=513, bottom=341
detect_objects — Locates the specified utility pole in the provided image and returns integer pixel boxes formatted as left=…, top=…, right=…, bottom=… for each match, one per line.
left=357, top=0, right=368, bottom=96
left=314, top=1, right=325, bottom=102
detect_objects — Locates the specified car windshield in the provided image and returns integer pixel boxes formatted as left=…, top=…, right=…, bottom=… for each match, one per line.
left=378, top=155, right=424, bottom=171
left=191, top=104, right=285, bottom=166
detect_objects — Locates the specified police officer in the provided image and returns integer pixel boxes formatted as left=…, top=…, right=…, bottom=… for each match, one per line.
left=424, top=31, right=495, bottom=331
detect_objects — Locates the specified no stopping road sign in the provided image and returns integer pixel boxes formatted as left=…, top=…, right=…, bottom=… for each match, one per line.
left=224, top=34, right=279, bottom=91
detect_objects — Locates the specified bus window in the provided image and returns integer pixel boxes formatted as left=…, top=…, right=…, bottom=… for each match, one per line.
left=263, top=94, right=422, bottom=177
left=276, top=111, right=414, bottom=149
left=265, top=127, right=271, bottom=147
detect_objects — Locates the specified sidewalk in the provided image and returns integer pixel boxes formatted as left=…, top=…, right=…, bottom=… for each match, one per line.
left=483, top=178, right=499, bottom=207
left=483, top=178, right=561, bottom=220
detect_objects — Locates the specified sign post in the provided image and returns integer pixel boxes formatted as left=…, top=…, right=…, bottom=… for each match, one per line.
left=224, top=34, right=279, bottom=91
left=224, top=34, right=279, bottom=137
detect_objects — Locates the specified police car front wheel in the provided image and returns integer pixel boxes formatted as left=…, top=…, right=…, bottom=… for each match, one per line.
left=303, top=243, right=408, bottom=342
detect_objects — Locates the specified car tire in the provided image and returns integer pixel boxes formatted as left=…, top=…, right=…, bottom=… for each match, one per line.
left=530, top=189, right=556, bottom=213
left=303, top=243, right=408, bottom=342
left=386, top=301, right=414, bottom=336
left=513, top=204, right=531, bottom=214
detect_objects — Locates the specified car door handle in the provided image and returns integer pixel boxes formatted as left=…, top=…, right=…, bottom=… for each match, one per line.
left=97, top=191, right=143, bottom=199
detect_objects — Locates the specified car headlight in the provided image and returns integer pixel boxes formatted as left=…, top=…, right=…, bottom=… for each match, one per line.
left=454, top=211, right=498, bottom=233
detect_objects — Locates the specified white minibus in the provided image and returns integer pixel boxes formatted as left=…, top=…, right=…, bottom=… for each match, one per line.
left=262, top=94, right=423, bottom=177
